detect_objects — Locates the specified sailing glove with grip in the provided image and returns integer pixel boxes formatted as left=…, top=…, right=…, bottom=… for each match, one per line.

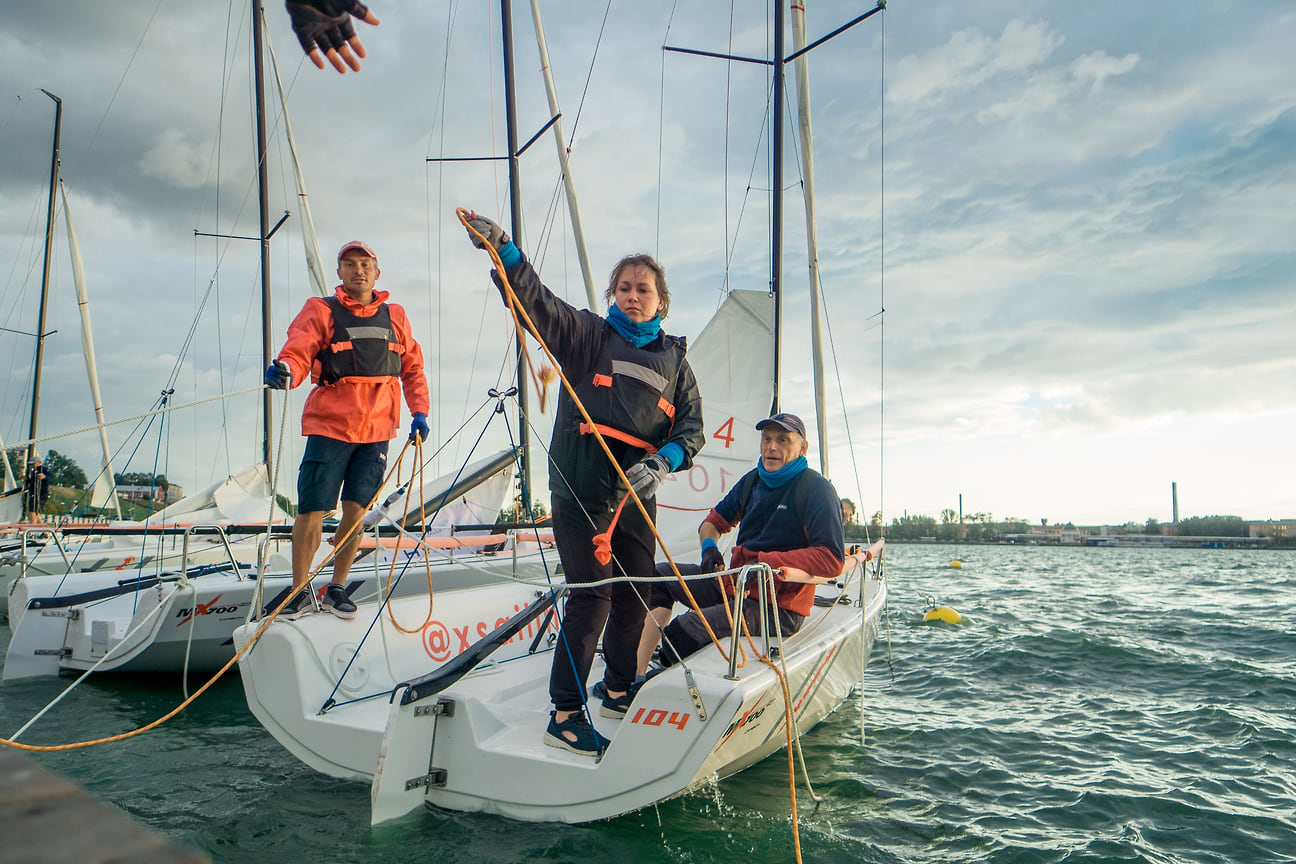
left=409, top=412, right=429, bottom=442
left=626, top=453, right=670, bottom=499
left=700, top=540, right=725, bottom=573
left=286, top=0, right=370, bottom=54
left=265, top=360, right=291, bottom=390
left=466, top=213, right=510, bottom=251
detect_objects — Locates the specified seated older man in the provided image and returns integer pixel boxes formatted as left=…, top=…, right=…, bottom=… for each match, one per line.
left=634, top=412, right=846, bottom=673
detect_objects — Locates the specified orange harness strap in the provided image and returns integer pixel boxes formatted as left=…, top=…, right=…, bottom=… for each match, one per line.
left=578, top=422, right=657, bottom=454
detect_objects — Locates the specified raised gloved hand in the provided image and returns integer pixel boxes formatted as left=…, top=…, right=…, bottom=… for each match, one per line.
left=625, top=452, right=670, bottom=499
left=285, top=0, right=379, bottom=74
left=265, top=360, right=291, bottom=390
left=409, top=412, right=429, bottom=442
left=465, top=212, right=510, bottom=252
left=700, top=538, right=725, bottom=573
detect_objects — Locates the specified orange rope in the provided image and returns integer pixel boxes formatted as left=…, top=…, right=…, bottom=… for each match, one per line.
left=384, top=435, right=438, bottom=635
left=0, top=437, right=418, bottom=752
left=459, top=208, right=734, bottom=657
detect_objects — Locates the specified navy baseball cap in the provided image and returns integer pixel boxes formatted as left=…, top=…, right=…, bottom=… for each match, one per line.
left=755, top=412, right=806, bottom=437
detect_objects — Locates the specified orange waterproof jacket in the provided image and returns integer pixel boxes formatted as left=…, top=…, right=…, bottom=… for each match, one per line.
left=276, top=286, right=430, bottom=443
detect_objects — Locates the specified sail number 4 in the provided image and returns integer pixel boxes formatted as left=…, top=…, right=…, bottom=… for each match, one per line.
left=713, top=417, right=735, bottom=448
left=629, top=707, right=689, bottom=731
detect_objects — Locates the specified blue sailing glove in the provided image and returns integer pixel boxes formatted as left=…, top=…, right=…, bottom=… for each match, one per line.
left=409, top=412, right=429, bottom=442
left=265, top=360, right=291, bottom=390
left=625, top=452, right=670, bottom=499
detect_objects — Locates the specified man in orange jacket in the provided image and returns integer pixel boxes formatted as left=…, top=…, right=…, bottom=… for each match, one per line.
left=265, top=240, right=430, bottom=620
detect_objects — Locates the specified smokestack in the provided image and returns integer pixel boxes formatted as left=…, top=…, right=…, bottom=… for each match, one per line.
left=1172, top=482, right=1179, bottom=524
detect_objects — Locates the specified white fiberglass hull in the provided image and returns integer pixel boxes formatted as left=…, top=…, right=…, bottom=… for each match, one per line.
left=2, top=542, right=553, bottom=681
left=233, top=580, right=559, bottom=780
left=368, top=557, right=886, bottom=825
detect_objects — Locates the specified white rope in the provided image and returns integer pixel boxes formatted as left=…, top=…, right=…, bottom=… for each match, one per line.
left=5, top=384, right=268, bottom=451
left=8, top=581, right=186, bottom=742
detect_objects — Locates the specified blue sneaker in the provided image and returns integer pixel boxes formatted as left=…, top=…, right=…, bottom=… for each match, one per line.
left=593, top=677, right=645, bottom=720
left=544, top=711, right=611, bottom=757
left=591, top=675, right=645, bottom=702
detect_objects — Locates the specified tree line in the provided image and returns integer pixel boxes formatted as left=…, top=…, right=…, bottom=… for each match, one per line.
left=3, top=449, right=168, bottom=492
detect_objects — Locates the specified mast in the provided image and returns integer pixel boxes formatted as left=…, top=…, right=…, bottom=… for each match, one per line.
left=527, top=0, right=598, bottom=309
left=253, top=0, right=274, bottom=473
left=27, top=89, right=62, bottom=468
left=771, top=2, right=785, bottom=414
left=501, top=0, right=532, bottom=500
left=791, top=2, right=829, bottom=475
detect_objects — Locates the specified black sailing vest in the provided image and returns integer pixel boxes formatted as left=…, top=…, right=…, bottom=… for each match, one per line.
left=313, top=297, right=402, bottom=385
left=551, top=328, right=689, bottom=505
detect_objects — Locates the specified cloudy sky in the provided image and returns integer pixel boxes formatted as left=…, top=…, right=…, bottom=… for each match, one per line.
left=1, top=0, right=1293, bottom=528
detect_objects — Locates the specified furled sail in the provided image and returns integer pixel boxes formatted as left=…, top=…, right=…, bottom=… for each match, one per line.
left=60, top=181, right=121, bottom=517
left=266, top=26, right=328, bottom=298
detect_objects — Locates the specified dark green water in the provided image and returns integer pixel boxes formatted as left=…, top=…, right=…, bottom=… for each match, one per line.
left=3, top=545, right=1294, bottom=863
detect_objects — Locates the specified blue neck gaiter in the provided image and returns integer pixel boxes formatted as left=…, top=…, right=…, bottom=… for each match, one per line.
left=606, top=303, right=662, bottom=348
left=757, top=455, right=808, bottom=488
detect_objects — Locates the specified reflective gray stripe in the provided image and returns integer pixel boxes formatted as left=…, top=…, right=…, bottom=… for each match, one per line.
left=610, top=360, right=668, bottom=391
left=344, top=326, right=394, bottom=340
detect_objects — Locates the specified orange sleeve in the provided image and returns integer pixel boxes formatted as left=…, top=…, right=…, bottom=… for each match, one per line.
left=389, top=304, right=430, bottom=415
left=276, top=297, right=331, bottom=388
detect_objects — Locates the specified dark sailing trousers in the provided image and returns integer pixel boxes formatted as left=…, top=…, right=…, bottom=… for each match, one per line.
left=548, top=493, right=655, bottom=713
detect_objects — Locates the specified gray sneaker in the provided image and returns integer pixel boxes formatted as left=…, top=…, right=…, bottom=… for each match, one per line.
left=278, top=589, right=314, bottom=621
left=321, top=584, right=357, bottom=620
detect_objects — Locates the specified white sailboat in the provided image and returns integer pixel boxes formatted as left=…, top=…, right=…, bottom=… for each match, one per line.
left=237, top=0, right=889, bottom=828
left=2, top=448, right=539, bottom=680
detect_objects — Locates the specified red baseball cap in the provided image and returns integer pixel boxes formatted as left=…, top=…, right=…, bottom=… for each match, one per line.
left=337, top=240, right=378, bottom=263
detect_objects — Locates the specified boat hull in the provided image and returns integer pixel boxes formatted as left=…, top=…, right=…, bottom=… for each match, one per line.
left=234, top=581, right=559, bottom=780
left=2, top=544, right=552, bottom=681
left=369, top=568, right=885, bottom=824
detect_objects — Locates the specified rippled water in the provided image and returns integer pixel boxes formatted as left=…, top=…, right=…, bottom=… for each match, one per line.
left=3, top=545, right=1294, bottom=863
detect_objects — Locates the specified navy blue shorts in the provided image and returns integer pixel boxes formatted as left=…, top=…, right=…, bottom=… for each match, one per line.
left=296, top=436, right=389, bottom=514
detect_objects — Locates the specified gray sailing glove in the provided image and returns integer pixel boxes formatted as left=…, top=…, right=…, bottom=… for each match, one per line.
left=465, top=213, right=510, bottom=251
left=625, top=453, right=670, bottom=499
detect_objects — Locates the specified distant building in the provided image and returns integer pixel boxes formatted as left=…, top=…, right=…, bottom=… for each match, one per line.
left=116, top=485, right=184, bottom=504
left=1247, top=519, right=1296, bottom=540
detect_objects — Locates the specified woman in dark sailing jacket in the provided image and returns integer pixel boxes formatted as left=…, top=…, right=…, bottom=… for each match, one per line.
left=465, top=212, right=705, bottom=757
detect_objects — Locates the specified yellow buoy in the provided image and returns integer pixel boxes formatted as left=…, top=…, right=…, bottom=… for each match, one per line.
left=923, top=605, right=962, bottom=624
left=949, top=560, right=963, bottom=568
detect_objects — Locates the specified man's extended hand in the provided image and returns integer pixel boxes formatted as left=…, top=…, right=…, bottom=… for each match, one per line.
left=625, top=453, right=670, bottom=499
left=464, top=212, right=510, bottom=252
left=265, top=360, right=291, bottom=390
left=286, top=0, right=380, bottom=74
left=409, top=412, right=429, bottom=442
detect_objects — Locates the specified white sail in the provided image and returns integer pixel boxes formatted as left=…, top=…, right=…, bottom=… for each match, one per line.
left=266, top=26, right=328, bottom=298
left=654, top=289, right=775, bottom=559
left=60, top=181, right=121, bottom=517
left=0, top=429, right=16, bottom=492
